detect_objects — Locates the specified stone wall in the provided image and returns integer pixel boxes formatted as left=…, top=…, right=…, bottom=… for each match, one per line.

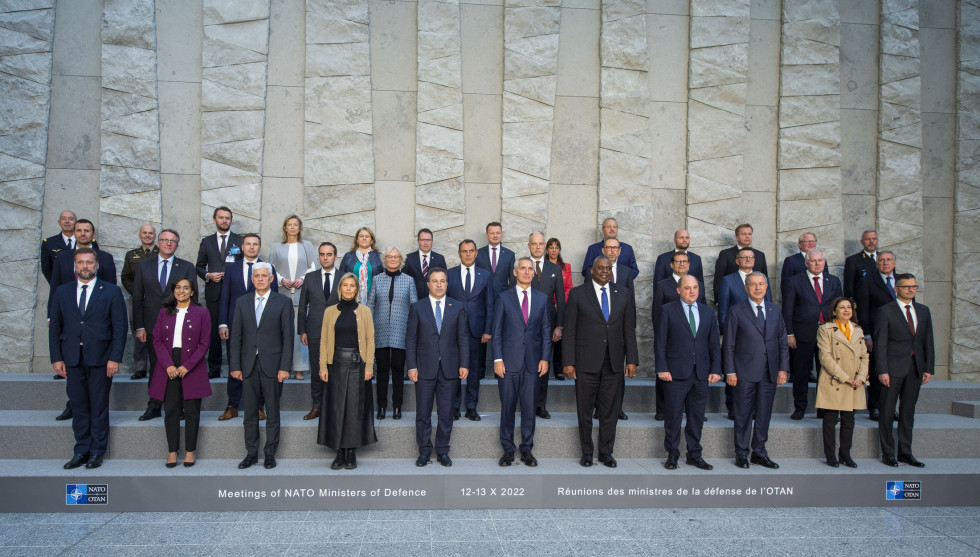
left=6, top=0, right=975, bottom=381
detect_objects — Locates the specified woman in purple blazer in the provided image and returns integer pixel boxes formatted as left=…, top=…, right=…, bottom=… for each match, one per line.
left=150, top=278, right=212, bottom=468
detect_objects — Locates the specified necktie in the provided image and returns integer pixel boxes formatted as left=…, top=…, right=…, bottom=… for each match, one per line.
left=535, top=260, right=541, bottom=282
left=422, top=254, right=428, bottom=277
left=813, top=276, right=824, bottom=322
left=255, top=296, right=265, bottom=325
left=465, top=267, right=471, bottom=294
left=491, top=247, right=497, bottom=273
left=323, top=272, right=331, bottom=300
left=521, top=289, right=529, bottom=324
left=159, top=259, right=169, bottom=292
left=756, top=304, right=766, bottom=331
left=688, top=304, right=697, bottom=336
left=79, top=284, right=88, bottom=314
left=435, top=300, right=442, bottom=334
left=68, top=238, right=74, bottom=250
left=219, top=234, right=227, bottom=258
left=601, top=286, right=609, bottom=322
left=905, top=304, right=915, bottom=335
left=247, top=261, right=254, bottom=291
left=886, top=275, right=895, bottom=299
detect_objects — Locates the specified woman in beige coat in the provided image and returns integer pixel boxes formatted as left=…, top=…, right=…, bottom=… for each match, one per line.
left=816, top=297, right=869, bottom=468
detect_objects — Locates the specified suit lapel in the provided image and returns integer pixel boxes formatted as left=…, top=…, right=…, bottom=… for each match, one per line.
left=82, top=281, right=104, bottom=318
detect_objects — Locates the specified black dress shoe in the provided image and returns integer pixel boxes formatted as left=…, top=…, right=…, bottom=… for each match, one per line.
left=64, top=454, right=89, bottom=470
left=555, top=373, right=565, bottom=381
left=499, top=452, right=515, bottom=467
left=520, top=451, right=538, bottom=467
left=869, top=409, right=880, bottom=421
left=664, top=455, right=678, bottom=470
left=437, top=454, right=452, bottom=467
left=654, top=412, right=664, bottom=421
left=453, top=409, right=461, bottom=421
left=331, top=450, right=345, bottom=470
left=138, top=408, right=161, bottom=421
left=166, top=461, right=178, bottom=469
left=882, top=455, right=899, bottom=467
left=686, top=456, right=713, bottom=470
left=53, top=374, right=65, bottom=380
left=392, top=407, right=402, bottom=420
left=416, top=455, right=430, bottom=467
left=264, top=456, right=277, bottom=469
left=377, top=408, right=386, bottom=420
left=344, top=449, right=357, bottom=470
left=55, top=407, right=72, bottom=421
left=898, top=454, right=925, bottom=468
left=825, top=457, right=839, bottom=468
left=618, top=411, right=628, bottom=421
left=580, top=455, right=593, bottom=467
left=85, top=455, right=104, bottom=469
left=598, top=455, right=617, bottom=468
left=750, top=454, right=779, bottom=469
left=183, top=460, right=195, bottom=468
left=130, top=370, right=147, bottom=380
left=790, top=409, right=805, bottom=420
left=735, top=456, right=750, bottom=469
left=238, top=454, right=258, bottom=469
left=208, top=370, right=221, bottom=379
left=465, top=408, right=481, bottom=421
left=839, top=454, right=857, bottom=468
left=535, top=408, right=551, bottom=419
left=727, top=413, right=735, bottom=421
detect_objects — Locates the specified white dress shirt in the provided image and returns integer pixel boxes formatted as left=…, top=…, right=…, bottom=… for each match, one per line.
left=76, top=277, right=97, bottom=306
left=460, top=264, right=476, bottom=290
left=173, top=306, right=188, bottom=348
left=897, top=299, right=918, bottom=330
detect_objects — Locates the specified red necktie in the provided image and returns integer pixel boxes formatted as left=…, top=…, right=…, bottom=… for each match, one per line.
left=813, top=276, right=824, bottom=323
left=905, top=304, right=915, bottom=335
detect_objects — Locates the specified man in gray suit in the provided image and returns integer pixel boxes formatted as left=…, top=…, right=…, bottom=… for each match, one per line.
left=230, top=262, right=294, bottom=470
left=296, top=242, right=340, bottom=420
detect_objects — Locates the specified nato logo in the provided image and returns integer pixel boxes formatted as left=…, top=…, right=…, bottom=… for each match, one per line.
left=66, top=484, right=108, bottom=505
left=886, top=481, right=921, bottom=500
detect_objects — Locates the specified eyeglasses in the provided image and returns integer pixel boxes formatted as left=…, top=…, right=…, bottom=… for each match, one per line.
left=159, top=239, right=178, bottom=245
left=896, top=284, right=918, bottom=290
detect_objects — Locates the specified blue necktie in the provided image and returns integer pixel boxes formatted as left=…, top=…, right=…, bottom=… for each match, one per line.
left=756, top=304, right=766, bottom=331
left=886, top=275, right=895, bottom=299
left=159, top=259, right=168, bottom=292
left=435, top=300, right=442, bottom=334
left=465, top=268, right=471, bottom=294
left=255, top=296, right=265, bottom=325
left=247, top=261, right=254, bottom=291
left=78, top=284, right=88, bottom=315
left=601, top=287, right=609, bottom=322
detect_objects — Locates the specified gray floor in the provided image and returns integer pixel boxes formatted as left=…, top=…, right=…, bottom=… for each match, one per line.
left=2, top=507, right=979, bottom=556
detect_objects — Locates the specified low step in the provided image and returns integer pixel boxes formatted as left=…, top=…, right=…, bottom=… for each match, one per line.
left=952, top=401, right=980, bottom=419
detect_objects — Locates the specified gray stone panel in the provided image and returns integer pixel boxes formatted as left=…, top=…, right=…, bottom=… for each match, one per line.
left=263, top=85, right=304, bottom=179
left=51, top=0, right=101, bottom=77
left=555, top=5, right=599, bottom=99
left=368, top=0, right=417, bottom=92
left=45, top=75, right=101, bottom=170
left=267, top=0, right=304, bottom=88
left=155, top=0, right=203, bottom=82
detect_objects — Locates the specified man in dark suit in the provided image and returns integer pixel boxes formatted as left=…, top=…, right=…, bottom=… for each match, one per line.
left=656, top=275, right=722, bottom=470
left=403, top=228, right=447, bottom=298
left=779, top=231, right=817, bottom=297
left=580, top=217, right=639, bottom=278
left=723, top=272, right=790, bottom=469
left=563, top=256, right=638, bottom=468
left=49, top=248, right=128, bottom=470
left=296, top=241, right=339, bottom=420
left=492, top=257, right=551, bottom=467
left=446, top=239, right=495, bottom=420
left=713, top=223, right=768, bottom=304
left=875, top=273, right=933, bottom=468
left=230, top=262, right=293, bottom=470
left=856, top=250, right=898, bottom=420
left=653, top=229, right=704, bottom=285
left=782, top=249, right=842, bottom=419
left=195, top=206, right=243, bottom=378
left=120, top=224, right=158, bottom=381
left=217, top=233, right=278, bottom=420
left=131, top=229, right=198, bottom=420
left=41, top=209, right=82, bottom=284
left=406, top=268, right=470, bottom=467
left=476, top=222, right=515, bottom=378
left=602, top=237, right=633, bottom=421
left=651, top=251, right=706, bottom=420
left=522, top=232, right=565, bottom=420
left=843, top=229, right=878, bottom=298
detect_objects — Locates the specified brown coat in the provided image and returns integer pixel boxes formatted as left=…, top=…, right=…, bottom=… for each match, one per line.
left=815, top=321, right=869, bottom=411
left=319, top=303, right=375, bottom=376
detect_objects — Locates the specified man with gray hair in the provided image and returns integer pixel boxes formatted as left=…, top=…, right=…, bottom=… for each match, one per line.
left=521, top=232, right=565, bottom=420
left=781, top=249, right=842, bottom=419
left=780, top=232, right=818, bottom=298
left=581, top=217, right=639, bottom=279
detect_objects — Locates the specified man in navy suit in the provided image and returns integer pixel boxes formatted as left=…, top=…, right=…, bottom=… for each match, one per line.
left=296, top=242, right=340, bottom=420
left=602, top=237, right=633, bottom=420
left=581, top=217, right=639, bottom=278
left=713, top=223, right=768, bottom=305
left=131, top=229, right=198, bottom=420
left=49, top=248, right=128, bottom=470
left=217, top=233, right=278, bottom=420
left=522, top=232, right=565, bottom=420
left=782, top=249, right=842, bottom=419
left=723, top=272, right=790, bottom=469
left=447, top=239, right=495, bottom=420
left=403, top=228, right=447, bottom=298
left=41, top=210, right=81, bottom=284
left=856, top=250, right=898, bottom=420
left=779, top=232, right=817, bottom=297
left=656, top=275, right=721, bottom=470
left=406, top=268, right=469, bottom=467
left=195, top=206, right=243, bottom=378
left=492, top=257, right=551, bottom=467
left=475, top=222, right=515, bottom=379
left=843, top=229, right=878, bottom=298
left=653, top=229, right=704, bottom=285
left=563, top=256, right=638, bottom=468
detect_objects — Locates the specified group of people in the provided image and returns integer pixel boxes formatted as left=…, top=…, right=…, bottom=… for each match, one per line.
left=44, top=207, right=934, bottom=472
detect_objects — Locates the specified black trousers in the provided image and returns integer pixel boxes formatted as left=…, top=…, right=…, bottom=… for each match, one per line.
left=375, top=347, right=406, bottom=409
left=145, top=333, right=162, bottom=411
left=574, top=352, right=622, bottom=457
left=163, top=347, right=201, bottom=453
left=206, top=299, right=223, bottom=374
left=866, top=349, right=882, bottom=413
left=663, top=377, right=708, bottom=458
left=821, top=410, right=855, bottom=459
left=242, top=361, right=283, bottom=458
left=309, top=339, right=323, bottom=409
left=789, top=336, right=819, bottom=412
left=878, top=365, right=922, bottom=457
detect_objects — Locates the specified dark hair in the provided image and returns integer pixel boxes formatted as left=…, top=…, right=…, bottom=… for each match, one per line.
left=74, top=218, right=95, bottom=232
left=458, top=239, right=477, bottom=250
left=427, top=267, right=448, bottom=281
left=670, top=251, right=690, bottom=263
left=546, top=238, right=565, bottom=268
left=318, top=241, right=337, bottom=255
left=894, top=273, right=916, bottom=284
left=213, top=206, right=232, bottom=219
left=163, top=278, right=200, bottom=315
left=485, top=222, right=502, bottom=232
left=737, top=247, right=755, bottom=257
left=735, top=223, right=753, bottom=235
left=242, top=232, right=261, bottom=244
left=417, top=228, right=433, bottom=239
left=829, top=297, right=858, bottom=324
left=73, top=247, right=96, bottom=260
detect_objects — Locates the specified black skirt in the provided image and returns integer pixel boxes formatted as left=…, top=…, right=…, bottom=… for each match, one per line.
left=317, top=347, right=377, bottom=450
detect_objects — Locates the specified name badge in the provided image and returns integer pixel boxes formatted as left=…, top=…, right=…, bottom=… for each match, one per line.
left=225, top=245, right=241, bottom=263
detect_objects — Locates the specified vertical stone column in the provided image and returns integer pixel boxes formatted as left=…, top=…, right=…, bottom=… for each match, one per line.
left=417, top=0, right=464, bottom=259
left=304, top=0, right=375, bottom=247
left=0, top=2, right=55, bottom=371
left=199, top=0, right=271, bottom=236
left=501, top=0, right=561, bottom=245
left=952, top=0, right=980, bottom=382
left=777, top=0, right=843, bottom=284
left=98, top=0, right=162, bottom=257
left=685, top=0, right=749, bottom=301
left=877, top=0, right=923, bottom=281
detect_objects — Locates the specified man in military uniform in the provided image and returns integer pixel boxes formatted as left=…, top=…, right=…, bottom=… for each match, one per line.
left=120, top=224, right=159, bottom=380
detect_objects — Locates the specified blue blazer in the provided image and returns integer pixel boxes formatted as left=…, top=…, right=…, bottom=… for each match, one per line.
left=652, top=250, right=704, bottom=285
left=49, top=280, right=128, bottom=367
left=446, top=265, right=495, bottom=338
left=723, top=299, right=790, bottom=383
left=339, top=250, right=383, bottom=277
left=781, top=271, right=842, bottom=342
left=405, top=297, right=469, bottom=380
left=403, top=250, right=447, bottom=298
left=655, top=300, right=720, bottom=381
left=492, top=287, right=552, bottom=374
left=48, top=248, right=117, bottom=317
left=717, top=272, right=773, bottom=332
left=367, top=272, right=418, bottom=349
left=475, top=244, right=516, bottom=293
left=779, top=253, right=807, bottom=297
left=581, top=241, right=639, bottom=278
left=218, top=259, right=278, bottom=328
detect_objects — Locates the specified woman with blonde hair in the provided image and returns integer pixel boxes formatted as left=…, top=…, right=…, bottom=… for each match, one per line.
left=269, top=215, right=317, bottom=379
